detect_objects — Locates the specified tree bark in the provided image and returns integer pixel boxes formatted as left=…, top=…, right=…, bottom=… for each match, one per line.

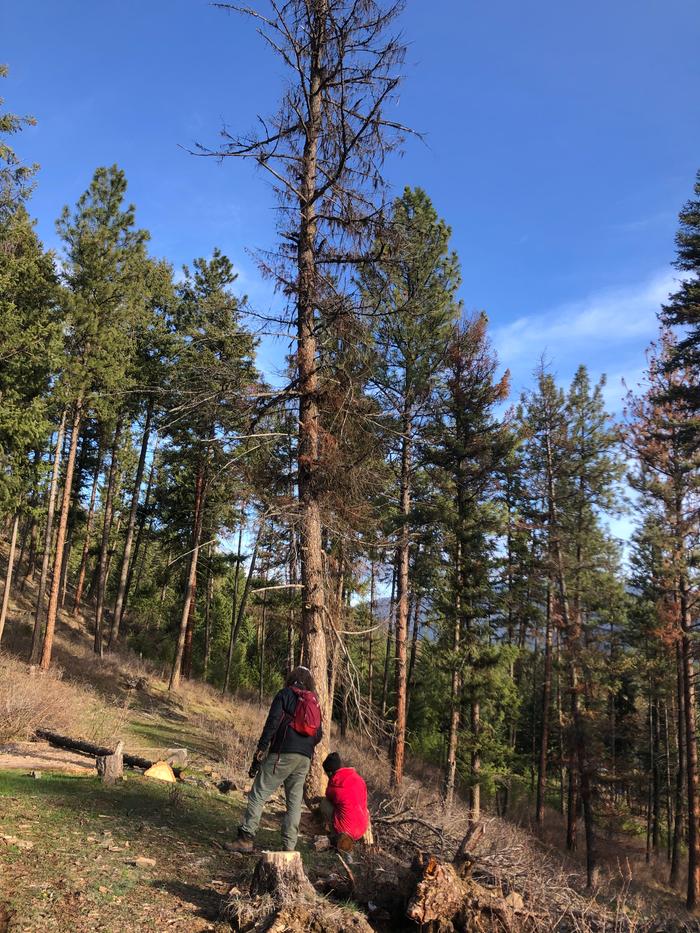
left=94, top=417, right=123, bottom=656
left=203, top=543, right=214, bottom=679
left=367, top=558, right=375, bottom=709
left=380, top=562, right=396, bottom=719
left=406, top=591, right=422, bottom=718
left=681, top=577, right=700, bottom=910
left=110, top=399, right=153, bottom=645
left=122, top=442, right=157, bottom=614
left=670, top=640, right=686, bottom=887
left=169, top=465, right=205, bottom=690
left=295, top=23, right=330, bottom=798
left=30, top=412, right=66, bottom=662
left=223, top=519, right=245, bottom=695
left=40, top=400, right=83, bottom=671
left=443, top=542, right=462, bottom=810
left=72, top=440, right=102, bottom=614
left=546, top=430, right=596, bottom=887
left=536, top=581, right=554, bottom=825
left=0, top=511, right=20, bottom=645
left=391, top=417, right=412, bottom=788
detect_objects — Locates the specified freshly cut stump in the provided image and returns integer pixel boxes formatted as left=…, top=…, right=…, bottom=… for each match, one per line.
left=250, top=851, right=314, bottom=899
left=96, top=741, right=123, bottom=785
left=225, top=850, right=372, bottom=933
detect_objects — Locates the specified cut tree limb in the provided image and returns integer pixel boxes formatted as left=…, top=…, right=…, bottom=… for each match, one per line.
left=34, top=730, right=182, bottom=777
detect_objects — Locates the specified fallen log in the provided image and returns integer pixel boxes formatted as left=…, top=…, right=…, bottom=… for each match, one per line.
left=34, top=730, right=182, bottom=777
left=225, top=850, right=372, bottom=933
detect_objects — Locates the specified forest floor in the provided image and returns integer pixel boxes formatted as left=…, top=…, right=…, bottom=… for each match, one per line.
left=0, top=560, right=697, bottom=931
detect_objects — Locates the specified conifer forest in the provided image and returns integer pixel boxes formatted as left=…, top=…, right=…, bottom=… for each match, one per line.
left=2, top=1, right=700, bottom=928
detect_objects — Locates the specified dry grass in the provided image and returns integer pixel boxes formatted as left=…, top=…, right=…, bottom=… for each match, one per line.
left=0, top=653, right=131, bottom=746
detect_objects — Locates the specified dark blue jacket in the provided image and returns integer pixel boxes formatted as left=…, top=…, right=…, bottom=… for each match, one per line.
left=258, top=686, right=323, bottom=759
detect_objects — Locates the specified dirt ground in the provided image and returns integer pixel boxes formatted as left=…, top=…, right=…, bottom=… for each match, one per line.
left=0, top=742, right=96, bottom=775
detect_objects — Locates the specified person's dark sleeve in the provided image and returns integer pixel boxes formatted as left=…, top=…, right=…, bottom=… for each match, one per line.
left=257, top=690, right=286, bottom=751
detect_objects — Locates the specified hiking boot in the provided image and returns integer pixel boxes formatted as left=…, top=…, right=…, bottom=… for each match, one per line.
left=224, top=832, right=254, bottom=853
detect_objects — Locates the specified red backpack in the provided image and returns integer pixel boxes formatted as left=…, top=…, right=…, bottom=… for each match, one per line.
left=289, top=687, right=321, bottom=736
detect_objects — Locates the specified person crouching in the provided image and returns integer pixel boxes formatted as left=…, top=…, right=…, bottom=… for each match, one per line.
left=320, top=752, right=369, bottom=852
left=225, top=666, right=322, bottom=853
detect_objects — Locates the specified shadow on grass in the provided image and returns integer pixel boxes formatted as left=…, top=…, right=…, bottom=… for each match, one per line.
left=0, top=770, right=241, bottom=851
left=154, top=879, right=222, bottom=921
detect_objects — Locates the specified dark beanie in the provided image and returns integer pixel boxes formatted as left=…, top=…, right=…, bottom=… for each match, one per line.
left=323, top=752, right=342, bottom=775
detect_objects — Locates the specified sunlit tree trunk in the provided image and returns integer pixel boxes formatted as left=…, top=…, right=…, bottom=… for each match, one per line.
left=40, top=400, right=83, bottom=671
left=30, top=412, right=66, bottom=663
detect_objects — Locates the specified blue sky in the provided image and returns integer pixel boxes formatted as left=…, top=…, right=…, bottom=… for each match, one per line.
left=4, top=0, right=700, bottom=410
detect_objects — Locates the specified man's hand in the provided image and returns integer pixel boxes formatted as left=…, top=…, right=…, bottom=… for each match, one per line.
left=248, top=749, right=266, bottom=779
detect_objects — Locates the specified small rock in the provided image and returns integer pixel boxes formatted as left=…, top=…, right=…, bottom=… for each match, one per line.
left=98, top=885, right=108, bottom=894
left=165, top=748, right=188, bottom=767
left=313, top=836, right=331, bottom=852
left=30, top=770, right=42, bottom=780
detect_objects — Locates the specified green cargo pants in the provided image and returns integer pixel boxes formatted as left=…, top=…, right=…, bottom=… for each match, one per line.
left=240, top=752, right=311, bottom=850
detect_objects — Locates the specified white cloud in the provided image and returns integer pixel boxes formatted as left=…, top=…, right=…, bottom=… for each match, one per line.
left=492, top=269, right=679, bottom=370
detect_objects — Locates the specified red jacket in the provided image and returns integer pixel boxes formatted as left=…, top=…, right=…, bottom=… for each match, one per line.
left=325, top=767, right=369, bottom=840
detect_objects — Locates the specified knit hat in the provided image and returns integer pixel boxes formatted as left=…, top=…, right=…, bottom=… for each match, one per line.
left=323, top=752, right=342, bottom=775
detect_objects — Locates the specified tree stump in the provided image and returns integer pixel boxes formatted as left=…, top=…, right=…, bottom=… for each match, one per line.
left=225, top=850, right=373, bottom=932
left=96, top=741, right=124, bottom=785
left=251, top=851, right=315, bottom=900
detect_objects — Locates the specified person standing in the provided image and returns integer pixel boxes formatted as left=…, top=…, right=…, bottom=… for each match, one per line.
left=226, top=666, right=322, bottom=852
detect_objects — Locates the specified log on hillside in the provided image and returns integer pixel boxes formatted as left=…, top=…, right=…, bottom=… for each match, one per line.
left=34, top=730, right=183, bottom=777
left=225, top=850, right=372, bottom=933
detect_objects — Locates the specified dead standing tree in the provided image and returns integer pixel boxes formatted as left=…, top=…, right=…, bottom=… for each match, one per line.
left=204, top=0, right=409, bottom=796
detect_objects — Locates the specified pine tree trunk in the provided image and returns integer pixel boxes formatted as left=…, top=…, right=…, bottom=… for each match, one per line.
left=681, top=578, right=700, bottom=910
left=470, top=699, right=481, bottom=822
left=181, top=589, right=197, bottom=680
left=203, top=543, right=213, bottom=680
left=0, top=511, right=20, bottom=645
left=546, top=431, right=596, bottom=887
left=380, top=562, right=396, bottom=719
left=169, top=466, right=205, bottom=690
left=406, top=592, right=422, bottom=718
left=123, top=443, right=157, bottom=615
left=21, top=515, right=38, bottom=590
left=59, top=432, right=89, bottom=610
left=30, top=412, right=66, bottom=663
left=664, top=699, right=673, bottom=863
left=670, top=641, right=686, bottom=887
left=391, top=417, right=412, bottom=788
left=72, top=445, right=102, bottom=614
left=367, top=558, right=375, bottom=709
left=536, top=582, right=554, bottom=825
left=110, top=400, right=153, bottom=645
left=443, top=543, right=462, bottom=810
left=651, top=694, right=661, bottom=856
left=295, top=20, right=330, bottom=797
left=40, top=400, right=83, bottom=671
left=223, top=520, right=245, bottom=695
left=94, top=418, right=123, bottom=657
left=259, top=585, right=268, bottom=707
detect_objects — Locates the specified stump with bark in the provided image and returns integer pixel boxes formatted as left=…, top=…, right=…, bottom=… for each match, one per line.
left=96, top=741, right=124, bottom=785
left=224, top=850, right=372, bottom=933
